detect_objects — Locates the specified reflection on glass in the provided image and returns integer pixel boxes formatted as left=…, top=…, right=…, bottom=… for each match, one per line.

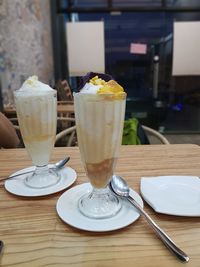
left=112, top=0, right=161, bottom=7
left=166, top=0, right=200, bottom=7
left=66, top=9, right=200, bottom=133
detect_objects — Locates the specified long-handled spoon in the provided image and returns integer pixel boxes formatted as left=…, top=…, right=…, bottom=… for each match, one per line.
left=1, top=157, right=70, bottom=183
left=109, top=175, right=189, bottom=263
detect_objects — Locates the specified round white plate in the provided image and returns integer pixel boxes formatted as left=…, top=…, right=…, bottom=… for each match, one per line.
left=56, top=182, right=143, bottom=232
left=140, top=176, right=200, bottom=216
left=4, top=165, right=77, bottom=197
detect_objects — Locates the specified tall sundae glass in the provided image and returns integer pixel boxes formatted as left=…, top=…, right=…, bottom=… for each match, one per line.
left=14, top=76, right=60, bottom=189
left=74, top=73, right=126, bottom=219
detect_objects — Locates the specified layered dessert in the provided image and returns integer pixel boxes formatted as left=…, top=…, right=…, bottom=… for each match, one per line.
left=74, top=73, right=126, bottom=188
left=14, top=76, right=57, bottom=167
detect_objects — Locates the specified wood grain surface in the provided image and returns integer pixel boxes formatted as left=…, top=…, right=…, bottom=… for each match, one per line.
left=57, top=103, right=74, bottom=115
left=4, top=104, right=74, bottom=117
left=0, top=144, right=200, bottom=267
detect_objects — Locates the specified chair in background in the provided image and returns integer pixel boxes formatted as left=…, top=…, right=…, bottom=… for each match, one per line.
left=54, top=79, right=73, bottom=103
left=54, top=80, right=74, bottom=133
left=10, top=115, right=169, bottom=147
left=56, top=117, right=76, bottom=147
left=141, top=125, right=170, bottom=144
left=10, top=117, right=77, bottom=147
left=55, top=125, right=77, bottom=147
left=122, top=118, right=170, bottom=145
left=12, top=122, right=77, bottom=148
left=12, top=124, right=169, bottom=147
left=55, top=124, right=170, bottom=146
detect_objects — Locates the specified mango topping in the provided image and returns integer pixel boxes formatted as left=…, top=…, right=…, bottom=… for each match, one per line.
left=89, top=76, right=126, bottom=100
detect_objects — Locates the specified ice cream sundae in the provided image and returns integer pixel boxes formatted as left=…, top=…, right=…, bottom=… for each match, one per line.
left=74, top=72, right=126, bottom=218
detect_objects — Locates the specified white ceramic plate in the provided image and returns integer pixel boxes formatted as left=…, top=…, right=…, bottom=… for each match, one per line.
left=4, top=165, right=77, bottom=197
left=140, top=175, right=200, bottom=216
left=56, top=182, right=143, bottom=232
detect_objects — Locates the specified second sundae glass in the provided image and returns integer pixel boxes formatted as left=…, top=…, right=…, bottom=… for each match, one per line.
left=74, top=74, right=126, bottom=219
left=14, top=76, right=60, bottom=189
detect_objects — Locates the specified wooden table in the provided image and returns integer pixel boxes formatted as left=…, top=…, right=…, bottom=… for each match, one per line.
left=0, top=144, right=200, bottom=267
left=57, top=103, right=74, bottom=115
left=2, top=107, right=16, bottom=117
left=3, top=104, right=74, bottom=118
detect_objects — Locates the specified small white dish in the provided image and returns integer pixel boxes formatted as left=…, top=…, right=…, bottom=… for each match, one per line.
left=4, top=165, right=77, bottom=197
left=140, top=175, right=200, bottom=216
left=56, top=182, right=143, bottom=232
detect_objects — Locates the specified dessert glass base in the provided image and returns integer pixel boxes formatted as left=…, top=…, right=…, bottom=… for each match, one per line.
left=24, top=165, right=61, bottom=189
left=78, top=187, right=122, bottom=219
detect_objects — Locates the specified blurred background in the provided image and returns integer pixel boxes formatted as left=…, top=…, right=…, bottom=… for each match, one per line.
left=1, top=0, right=200, bottom=143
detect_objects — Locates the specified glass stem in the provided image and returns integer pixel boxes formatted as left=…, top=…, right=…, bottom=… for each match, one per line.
left=90, top=187, right=109, bottom=197
left=34, top=165, right=49, bottom=175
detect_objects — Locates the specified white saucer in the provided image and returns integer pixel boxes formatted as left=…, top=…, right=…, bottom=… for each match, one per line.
left=56, top=183, right=143, bottom=232
left=140, top=176, right=200, bottom=216
left=4, top=165, right=77, bottom=197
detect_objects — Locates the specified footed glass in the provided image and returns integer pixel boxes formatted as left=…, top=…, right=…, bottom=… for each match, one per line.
left=74, top=93, right=126, bottom=219
left=14, top=90, right=60, bottom=189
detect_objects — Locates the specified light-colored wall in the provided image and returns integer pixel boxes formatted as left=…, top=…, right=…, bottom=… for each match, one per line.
left=0, top=0, right=54, bottom=106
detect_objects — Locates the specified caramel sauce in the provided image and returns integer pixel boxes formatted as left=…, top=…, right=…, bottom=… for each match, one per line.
left=85, top=158, right=116, bottom=188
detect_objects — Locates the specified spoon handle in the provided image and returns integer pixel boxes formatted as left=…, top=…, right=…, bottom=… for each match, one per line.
left=0, top=166, right=56, bottom=183
left=127, top=195, right=189, bottom=262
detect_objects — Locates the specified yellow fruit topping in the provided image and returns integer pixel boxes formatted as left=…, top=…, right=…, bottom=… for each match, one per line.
left=25, top=75, right=38, bottom=86
left=89, top=76, right=106, bottom=86
left=89, top=76, right=126, bottom=100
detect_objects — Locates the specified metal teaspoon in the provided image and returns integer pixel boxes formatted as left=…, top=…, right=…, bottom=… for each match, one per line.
left=109, top=175, right=189, bottom=262
left=1, top=157, right=70, bottom=182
